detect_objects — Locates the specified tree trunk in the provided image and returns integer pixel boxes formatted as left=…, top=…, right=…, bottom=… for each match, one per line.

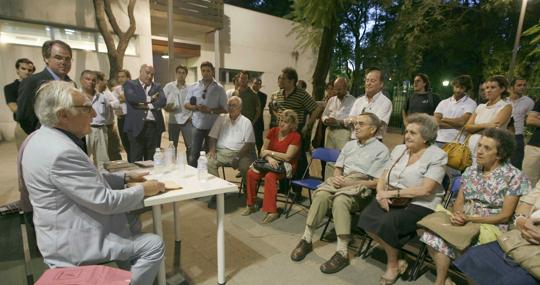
left=311, top=16, right=339, bottom=101
left=93, top=0, right=136, bottom=81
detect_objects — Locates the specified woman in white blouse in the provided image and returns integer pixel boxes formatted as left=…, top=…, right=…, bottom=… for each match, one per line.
left=358, top=113, right=448, bottom=285
left=464, top=75, right=512, bottom=166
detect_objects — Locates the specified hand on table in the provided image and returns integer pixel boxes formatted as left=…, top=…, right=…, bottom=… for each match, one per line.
left=142, top=180, right=165, bottom=197
left=126, top=171, right=149, bottom=183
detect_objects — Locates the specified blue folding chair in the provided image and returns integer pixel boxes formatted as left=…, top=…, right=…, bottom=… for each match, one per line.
left=285, top=148, right=341, bottom=218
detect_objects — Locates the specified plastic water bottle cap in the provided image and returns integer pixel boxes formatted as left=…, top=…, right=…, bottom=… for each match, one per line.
left=155, top=148, right=161, bottom=151
left=200, top=151, right=206, bottom=155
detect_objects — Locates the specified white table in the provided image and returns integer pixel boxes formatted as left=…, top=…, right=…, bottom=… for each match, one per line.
left=144, top=165, right=238, bottom=285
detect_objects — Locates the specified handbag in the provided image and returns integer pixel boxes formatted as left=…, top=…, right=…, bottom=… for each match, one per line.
left=386, top=149, right=411, bottom=208
left=497, top=229, right=540, bottom=279
left=442, top=128, right=472, bottom=171
left=417, top=211, right=480, bottom=251
left=252, top=158, right=286, bottom=174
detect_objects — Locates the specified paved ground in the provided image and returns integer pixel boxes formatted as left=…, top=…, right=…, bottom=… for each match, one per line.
left=0, top=128, right=463, bottom=285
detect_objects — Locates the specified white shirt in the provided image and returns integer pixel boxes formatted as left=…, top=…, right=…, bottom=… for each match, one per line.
left=511, top=96, right=535, bottom=135
left=434, top=95, right=477, bottom=143
left=139, top=79, right=156, bottom=121
left=321, top=93, right=356, bottom=122
left=102, top=89, right=119, bottom=125
left=348, top=91, right=392, bottom=138
left=164, top=81, right=192, bottom=124
left=209, top=114, right=255, bottom=151
left=112, top=85, right=127, bottom=116
left=91, top=92, right=113, bottom=126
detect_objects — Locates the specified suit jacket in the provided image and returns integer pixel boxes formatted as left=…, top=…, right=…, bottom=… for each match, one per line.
left=21, top=126, right=145, bottom=267
left=16, top=68, right=72, bottom=134
left=123, top=79, right=166, bottom=137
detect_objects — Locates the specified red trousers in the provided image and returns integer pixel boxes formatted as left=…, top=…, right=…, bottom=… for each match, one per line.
left=245, top=169, right=285, bottom=213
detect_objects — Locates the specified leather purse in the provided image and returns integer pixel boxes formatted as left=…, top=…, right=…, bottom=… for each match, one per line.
left=252, top=158, right=286, bottom=174
left=442, top=128, right=471, bottom=171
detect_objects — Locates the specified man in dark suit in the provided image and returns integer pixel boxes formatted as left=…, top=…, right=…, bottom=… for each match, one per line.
left=251, top=78, right=267, bottom=155
left=123, top=64, right=167, bottom=162
left=17, top=40, right=73, bottom=135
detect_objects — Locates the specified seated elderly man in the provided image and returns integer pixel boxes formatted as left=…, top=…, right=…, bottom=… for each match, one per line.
left=290, top=112, right=390, bottom=274
left=207, top=96, right=257, bottom=179
left=20, top=81, right=166, bottom=285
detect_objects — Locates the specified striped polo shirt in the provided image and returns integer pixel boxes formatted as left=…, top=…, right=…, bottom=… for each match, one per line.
left=269, top=87, right=318, bottom=130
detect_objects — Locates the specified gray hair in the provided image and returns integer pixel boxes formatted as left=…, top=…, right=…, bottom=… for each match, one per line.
left=358, top=112, right=382, bottom=133
left=34, top=81, right=78, bottom=127
left=405, top=113, right=438, bottom=144
left=228, top=95, right=242, bottom=106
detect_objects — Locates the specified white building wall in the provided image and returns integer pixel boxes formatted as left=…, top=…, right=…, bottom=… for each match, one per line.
left=156, top=4, right=317, bottom=98
left=0, top=0, right=153, bottom=141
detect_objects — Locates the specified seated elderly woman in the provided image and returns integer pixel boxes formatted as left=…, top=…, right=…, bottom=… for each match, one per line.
left=357, top=113, right=448, bottom=285
left=242, top=109, right=301, bottom=224
left=452, top=182, right=540, bottom=285
left=420, top=128, right=529, bottom=285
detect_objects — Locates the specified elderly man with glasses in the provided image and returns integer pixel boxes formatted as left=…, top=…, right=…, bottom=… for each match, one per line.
left=207, top=96, right=256, bottom=180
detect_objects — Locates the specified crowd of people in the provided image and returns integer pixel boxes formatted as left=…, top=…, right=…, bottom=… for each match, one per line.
left=4, top=39, right=540, bottom=285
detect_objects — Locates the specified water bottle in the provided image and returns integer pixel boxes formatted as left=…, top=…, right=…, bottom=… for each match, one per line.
left=153, top=148, right=164, bottom=173
left=197, top=151, right=208, bottom=183
left=165, top=141, right=176, bottom=168
left=176, top=152, right=186, bottom=175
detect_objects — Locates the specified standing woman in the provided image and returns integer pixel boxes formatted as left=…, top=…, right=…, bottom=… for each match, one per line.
left=358, top=114, right=447, bottom=284
left=464, top=75, right=512, bottom=166
left=243, top=109, right=301, bottom=224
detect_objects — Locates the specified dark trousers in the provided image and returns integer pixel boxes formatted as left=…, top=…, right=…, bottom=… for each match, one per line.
left=118, top=116, right=131, bottom=161
left=511, top=134, right=525, bottom=170
left=254, top=124, right=264, bottom=156
left=128, top=121, right=160, bottom=162
left=188, top=127, right=210, bottom=167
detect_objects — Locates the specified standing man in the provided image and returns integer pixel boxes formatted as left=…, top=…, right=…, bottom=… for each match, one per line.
left=207, top=96, right=256, bottom=179
left=268, top=67, right=322, bottom=186
left=348, top=67, right=392, bottom=139
left=123, top=65, right=167, bottom=162
left=251, top=78, right=267, bottom=155
left=23, top=81, right=165, bottom=285
left=522, top=99, right=540, bottom=187
left=321, top=77, right=355, bottom=178
left=402, top=73, right=440, bottom=125
left=235, top=71, right=261, bottom=123
left=96, top=71, right=122, bottom=161
left=81, top=70, right=110, bottom=167
left=433, top=75, right=477, bottom=147
left=509, top=78, right=534, bottom=169
left=164, top=65, right=192, bottom=158
left=184, top=61, right=228, bottom=167
left=4, top=58, right=35, bottom=149
left=17, top=40, right=73, bottom=135
left=113, top=69, right=132, bottom=161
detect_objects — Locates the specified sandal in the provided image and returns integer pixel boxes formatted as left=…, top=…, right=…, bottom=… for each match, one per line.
left=240, top=206, right=256, bottom=216
left=261, top=212, right=280, bottom=224
left=379, top=259, right=408, bottom=285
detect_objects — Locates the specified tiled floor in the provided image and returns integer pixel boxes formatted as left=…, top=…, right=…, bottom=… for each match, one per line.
left=0, top=129, right=457, bottom=285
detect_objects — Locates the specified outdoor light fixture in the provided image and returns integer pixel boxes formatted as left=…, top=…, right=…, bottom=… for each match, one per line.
left=442, top=80, right=450, bottom=87
left=161, top=55, right=169, bottom=59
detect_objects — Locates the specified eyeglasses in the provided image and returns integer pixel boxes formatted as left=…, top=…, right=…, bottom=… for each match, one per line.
left=353, top=121, right=370, bottom=127
left=52, top=55, right=72, bottom=62
left=73, top=105, right=93, bottom=113
left=228, top=104, right=240, bottom=109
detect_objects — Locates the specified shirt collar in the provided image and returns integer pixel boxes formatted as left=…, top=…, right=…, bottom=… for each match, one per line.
left=450, top=95, right=468, bottom=103
left=54, top=127, right=86, bottom=152
left=46, top=67, right=62, bottom=81
left=365, top=91, right=383, bottom=102
left=356, top=137, right=376, bottom=146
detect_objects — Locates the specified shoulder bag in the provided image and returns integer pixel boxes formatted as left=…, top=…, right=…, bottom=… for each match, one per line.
left=442, top=128, right=472, bottom=171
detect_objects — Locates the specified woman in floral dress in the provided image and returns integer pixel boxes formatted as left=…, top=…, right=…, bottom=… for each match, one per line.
left=420, top=128, right=530, bottom=285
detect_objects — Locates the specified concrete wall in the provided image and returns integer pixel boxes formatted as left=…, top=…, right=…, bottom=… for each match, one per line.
left=152, top=4, right=317, bottom=101
left=0, top=0, right=153, bottom=141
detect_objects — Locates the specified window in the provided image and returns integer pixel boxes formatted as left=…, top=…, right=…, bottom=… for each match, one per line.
left=0, top=19, right=138, bottom=56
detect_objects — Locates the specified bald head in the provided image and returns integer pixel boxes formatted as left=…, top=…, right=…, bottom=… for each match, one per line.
left=139, top=64, right=155, bottom=85
left=333, top=77, right=348, bottom=99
